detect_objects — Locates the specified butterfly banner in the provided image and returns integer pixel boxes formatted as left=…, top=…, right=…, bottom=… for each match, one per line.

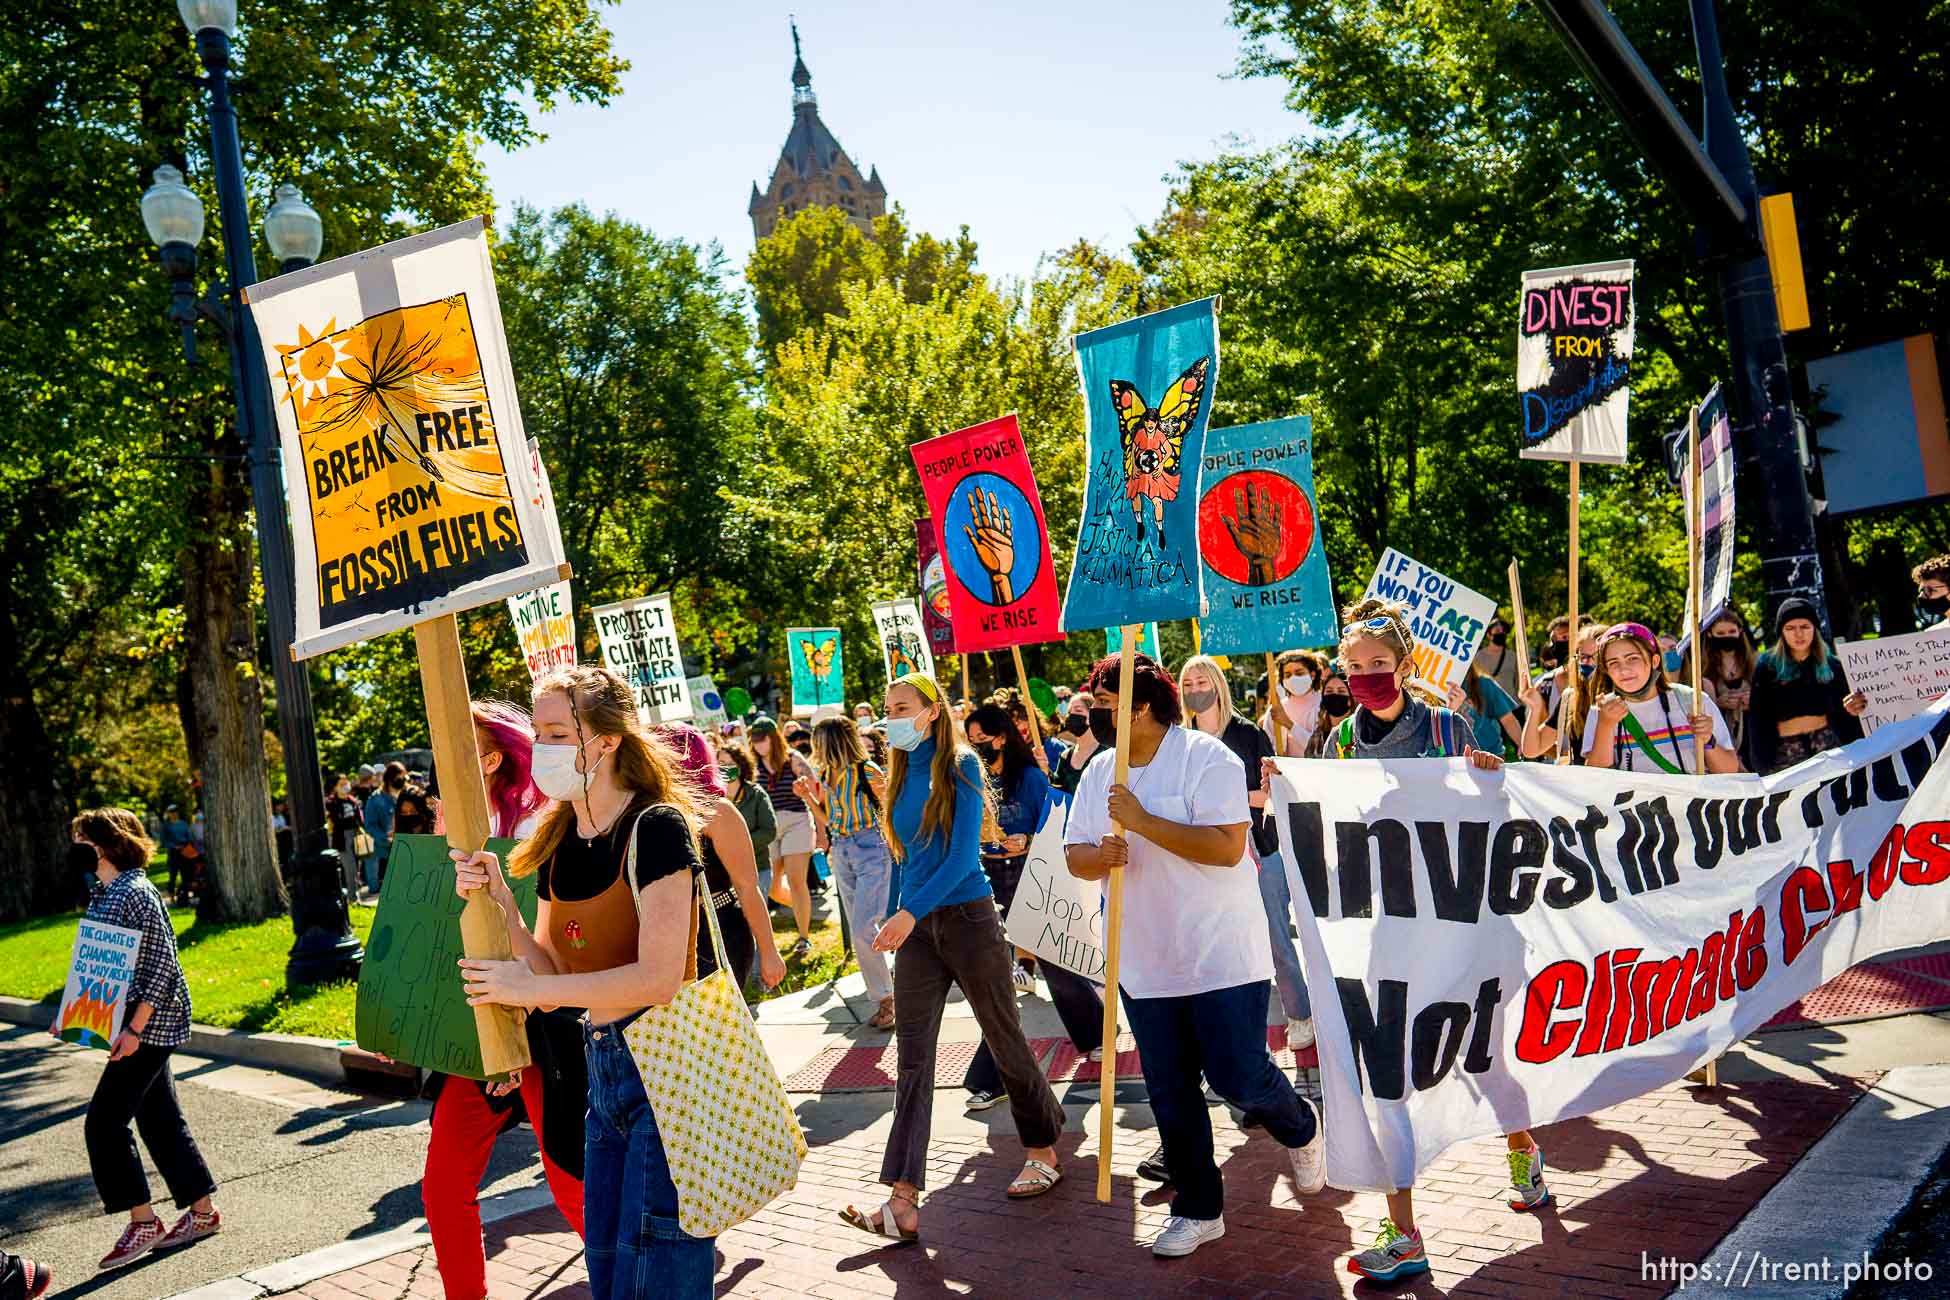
left=245, top=217, right=567, bottom=659
left=910, top=415, right=1062, bottom=653
left=1062, top=298, right=1218, bottom=632
left=506, top=579, right=575, bottom=682
left=870, top=598, right=935, bottom=683
left=594, top=592, right=693, bottom=725
left=788, top=627, right=844, bottom=717
left=1194, top=415, right=1338, bottom=656
left=1105, top=622, right=1160, bottom=660
left=1517, top=259, right=1634, bottom=464
left=914, top=519, right=955, bottom=656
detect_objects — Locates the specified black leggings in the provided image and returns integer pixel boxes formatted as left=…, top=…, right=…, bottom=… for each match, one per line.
left=85, top=1043, right=216, bottom=1214
left=696, top=900, right=756, bottom=990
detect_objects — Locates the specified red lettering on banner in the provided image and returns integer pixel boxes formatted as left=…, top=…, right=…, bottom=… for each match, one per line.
left=1901, top=821, right=1950, bottom=886
left=1515, top=959, right=1587, bottom=1064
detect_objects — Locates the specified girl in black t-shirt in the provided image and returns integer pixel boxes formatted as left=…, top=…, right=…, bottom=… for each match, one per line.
left=452, top=666, right=721, bottom=1300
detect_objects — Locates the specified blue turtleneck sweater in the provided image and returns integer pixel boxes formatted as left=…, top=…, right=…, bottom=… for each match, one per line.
left=886, top=737, right=992, bottom=920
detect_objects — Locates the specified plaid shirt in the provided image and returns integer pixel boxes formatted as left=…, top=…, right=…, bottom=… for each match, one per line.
left=84, top=868, right=191, bottom=1047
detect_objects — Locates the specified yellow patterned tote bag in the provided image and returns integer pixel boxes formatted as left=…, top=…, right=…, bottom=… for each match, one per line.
left=620, top=808, right=807, bottom=1237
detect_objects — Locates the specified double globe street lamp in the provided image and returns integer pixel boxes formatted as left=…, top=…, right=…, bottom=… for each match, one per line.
left=140, top=0, right=361, bottom=985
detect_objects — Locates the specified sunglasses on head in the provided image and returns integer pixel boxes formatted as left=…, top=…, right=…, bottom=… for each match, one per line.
left=1343, top=614, right=1406, bottom=640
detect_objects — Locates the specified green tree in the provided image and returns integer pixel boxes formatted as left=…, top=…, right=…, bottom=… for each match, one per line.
left=0, top=1, right=623, bottom=920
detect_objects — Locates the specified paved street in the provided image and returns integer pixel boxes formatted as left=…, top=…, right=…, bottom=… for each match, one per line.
left=0, top=1026, right=548, bottom=1299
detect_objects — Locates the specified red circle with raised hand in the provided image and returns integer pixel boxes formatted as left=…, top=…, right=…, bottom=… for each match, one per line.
left=1196, top=470, right=1314, bottom=586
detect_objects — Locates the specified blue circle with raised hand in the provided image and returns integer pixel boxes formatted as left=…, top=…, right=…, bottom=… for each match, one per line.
left=943, top=472, right=1041, bottom=607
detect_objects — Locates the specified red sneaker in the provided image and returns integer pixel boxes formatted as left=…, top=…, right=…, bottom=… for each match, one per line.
left=98, top=1217, right=164, bottom=1270
left=19, top=1257, right=52, bottom=1299
left=157, top=1206, right=221, bottom=1250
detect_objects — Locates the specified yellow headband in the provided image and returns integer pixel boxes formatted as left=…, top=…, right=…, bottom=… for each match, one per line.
left=893, top=672, right=940, bottom=704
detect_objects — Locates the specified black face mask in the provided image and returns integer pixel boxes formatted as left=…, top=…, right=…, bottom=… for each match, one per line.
left=1489, top=630, right=1507, bottom=646
left=1088, top=707, right=1118, bottom=748
left=790, top=740, right=811, bottom=755
left=1062, top=714, right=1090, bottom=737
left=1321, top=693, right=1354, bottom=719
left=1706, top=635, right=1743, bottom=655
left=1539, top=641, right=1567, bottom=667
left=1921, top=595, right=1950, bottom=618
left=68, top=841, right=101, bottom=878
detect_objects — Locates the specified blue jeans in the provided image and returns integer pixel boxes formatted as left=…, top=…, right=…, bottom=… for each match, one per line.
left=826, top=825, right=895, bottom=1002
left=1122, top=980, right=1317, bottom=1221
left=582, top=1014, right=715, bottom=1299
left=1257, top=848, right=1311, bottom=1021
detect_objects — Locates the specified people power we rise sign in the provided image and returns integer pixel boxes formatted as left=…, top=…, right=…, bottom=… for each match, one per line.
left=1195, top=415, right=1338, bottom=656
left=911, top=414, right=1062, bottom=653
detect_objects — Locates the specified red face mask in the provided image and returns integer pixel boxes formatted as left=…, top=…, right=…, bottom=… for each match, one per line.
left=1346, top=670, right=1402, bottom=711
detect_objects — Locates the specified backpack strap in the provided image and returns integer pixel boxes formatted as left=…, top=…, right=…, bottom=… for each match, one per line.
left=1427, top=706, right=1463, bottom=758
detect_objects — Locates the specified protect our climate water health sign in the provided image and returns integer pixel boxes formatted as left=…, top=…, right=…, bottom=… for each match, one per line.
left=594, top=592, right=692, bottom=725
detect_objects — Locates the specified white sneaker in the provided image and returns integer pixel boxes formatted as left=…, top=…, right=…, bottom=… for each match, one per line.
left=1151, top=1213, right=1225, bottom=1258
left=1012, top=965, right=1035, bottom=996
left=1287, top=1018, right=1315, bottom=1051
left=1287, top=1097, right=1326, bottom=1194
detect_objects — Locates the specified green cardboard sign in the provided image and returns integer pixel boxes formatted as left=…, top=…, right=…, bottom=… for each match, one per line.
left=354, top=834, right=537, bottom=1080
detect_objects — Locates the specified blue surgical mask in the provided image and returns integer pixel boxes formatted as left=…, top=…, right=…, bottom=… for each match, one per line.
left=1663, top=649, right=1684, bottom=674
left=1580, top=663, right=1595, bottom=679
left=885, top=716, right=928, bottom=752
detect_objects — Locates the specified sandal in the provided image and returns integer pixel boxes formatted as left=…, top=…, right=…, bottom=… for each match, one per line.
left=838, top=1191, right=919, bottom=1244
left=1007, top=1157, right=1063, bottom=1199
left=870, top=995, right=896, bottom=1030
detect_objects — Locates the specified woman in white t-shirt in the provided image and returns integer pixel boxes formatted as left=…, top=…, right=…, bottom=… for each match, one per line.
left=1065, top=652, right=1324, bottom=1261
left=1581, top=623, right=1742, bottom=774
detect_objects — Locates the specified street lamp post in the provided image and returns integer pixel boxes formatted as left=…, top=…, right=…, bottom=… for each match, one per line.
left=144, top=0, right=362, bottom=984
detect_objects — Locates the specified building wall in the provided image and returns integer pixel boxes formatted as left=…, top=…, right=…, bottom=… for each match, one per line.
left=751, top=155, right=884, bottom=240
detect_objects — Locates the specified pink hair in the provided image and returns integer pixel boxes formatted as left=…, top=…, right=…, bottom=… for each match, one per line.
left=657, top=722, right=726, bottom=798
left=472, top=700, right=548, bottom=839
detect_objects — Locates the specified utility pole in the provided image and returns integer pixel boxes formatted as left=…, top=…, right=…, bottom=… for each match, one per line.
left=1532, top=0, right=1828, bottom=631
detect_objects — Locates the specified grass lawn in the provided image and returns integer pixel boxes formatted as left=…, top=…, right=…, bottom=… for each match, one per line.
left=0, top=889, right=860, bottom=1044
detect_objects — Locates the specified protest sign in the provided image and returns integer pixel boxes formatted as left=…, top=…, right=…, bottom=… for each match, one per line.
left=594, top=592, right=692, bottom=725
left=245, top=217, right=567, bottom=660
left=870, top=598, right=935, bottom=682
left=53, top=919, right=142, bottom=1050
left=355, top=835, right=536, bottom=1079
left=1518, top=259, right=1633, bottom=465
left=1063, top=298, right=1218, bottom=631
left=914, top=518, right=955, bottom=656
left=506, top=579, right=575, bottom=682
left=1271, top=700, right=1950, bottom=1192
left=1003, top=803, right=1105, bottom=983
left=1361, top=548, right=1496, bottom=692
left=1194, top=415, right=1337, bottom=655
left=911, top=415, right=1062, bottom=652
left=1679, top=384, right=1736, bottom=637
left=1105, top=623, right=1160, bottom=659
left=688, top=676, right=729, bottom=727
left=1838, top=631, right=1950, bottom=733
left=788, top=627, right=844, bottom=716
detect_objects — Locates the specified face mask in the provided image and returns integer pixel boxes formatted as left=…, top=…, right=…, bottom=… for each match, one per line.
left=1062, top=714, right=1089, bottom=737
left=531, top=739, right=602, bottom=801
left=1489, top=630, right=1507, bottom=646
left=885, top=716, right=928, bottom=751
left=1707, top=635, right=1742, bottom=654
left=1346, top=671, right=1401, bottom=711
left=1663, top=649, right=1684, bottom=674
left=1281, top=673, right=1313, bottom=697
left=1184, top=688, right=1218, bottom=714
left=1580, top=662, right=1596, bottom=679
left=1921, top=595, right=1950, bottom=618
left=68, top=841, right=101, bottom=878
left=335, top=782, right=351, bottom=796
left=1321, top=692, right=1353, bottom=718
left=1088, top=707, right=1118, bottom=748
left=1539, top=641, right=1566, bottom=667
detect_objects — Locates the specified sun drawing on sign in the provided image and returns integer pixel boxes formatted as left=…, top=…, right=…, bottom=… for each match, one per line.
left=276, top=318, right=352, bottom=409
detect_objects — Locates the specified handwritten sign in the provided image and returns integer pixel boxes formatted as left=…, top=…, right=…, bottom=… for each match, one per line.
left=1361, top=548, right=1496, bottom=692
left=1837, top=629, right=1950, bottom=733
left=910, top=415, right=1062, bottom=652
left=1062, top=298, right=1218, bottom=631
left=1002, top=811, right=1105, bottom=983
left=1683, top=384, right=1736, bottom=633
left=506, top=579, right=575, bottom=681
left=355, top=834, right=535, bottom=1079
left=915, top=518, right=955, bottom=656
left=688, top=675, right=729, bottom=727
left=53, top=919, right=142, bottom=1050
left=788, top=626, right=844, bottom=717
left=1195, top=415, right=1338, bottom=655
left=870, top=598, right=935, bottom=682
left=594, top=592, right=692, bottom=725
left=246, top=218, right=567, bottom=659
left=1518, top=259, right=1633, bottom=465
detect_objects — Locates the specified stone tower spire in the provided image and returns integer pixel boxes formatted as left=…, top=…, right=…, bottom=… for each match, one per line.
left=749, top=23, right=887, bottom=240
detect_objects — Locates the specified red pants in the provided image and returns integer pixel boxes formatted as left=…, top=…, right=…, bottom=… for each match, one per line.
left=423, top=1072, right=585, bottom=1300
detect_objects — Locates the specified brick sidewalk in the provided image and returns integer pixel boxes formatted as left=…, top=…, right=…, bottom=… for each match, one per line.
left=289, top=1071, right=1871, bottom=1300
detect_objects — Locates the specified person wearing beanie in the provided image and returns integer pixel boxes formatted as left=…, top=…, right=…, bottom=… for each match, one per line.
left=1748, top=599, right=1868, bottom=774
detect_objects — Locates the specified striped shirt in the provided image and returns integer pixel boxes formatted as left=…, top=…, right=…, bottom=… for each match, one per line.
left=825, top=761, right=883, bottom=837
left=84, top=868, right=191, bottom=1048
left=762, top=756, right=805, bottom=813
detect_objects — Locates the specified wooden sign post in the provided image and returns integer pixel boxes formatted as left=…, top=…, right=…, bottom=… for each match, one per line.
left=1556, top=461, right=1582, bottom=764
left=1265, top=652, right=1287, bottom=755
left=414, top=613, right=530, bottom=1076
left=1096, top=627, right=1137, bottom=1204
left=1685, top=403, right=1718, bottom=1090
left=1508, top=559, right=1532, bottom=685
left=1010, top=644, right=1051, bottom=772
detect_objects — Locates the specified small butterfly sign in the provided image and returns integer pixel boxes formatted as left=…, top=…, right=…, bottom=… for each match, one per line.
left=787, top=627, right=844, bottom=717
